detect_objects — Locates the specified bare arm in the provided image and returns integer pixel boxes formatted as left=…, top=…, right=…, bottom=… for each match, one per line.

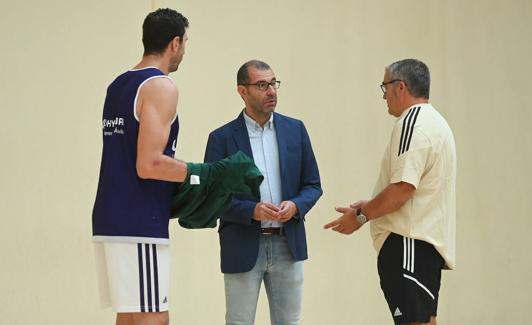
left=135, top=77, right=187, bottom=182
left=358, top=182, right=415, bottom=220
left=324, top=182, right=415, bottom=234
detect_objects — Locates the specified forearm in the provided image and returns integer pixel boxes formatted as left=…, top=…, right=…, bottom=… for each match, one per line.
left=361, top=182, right=414, bottom=220
left=136, top=155, right=188, bottom=182
left=291, top=185, right=323, bottom=220
left=293, top=123, right=322, bottom=220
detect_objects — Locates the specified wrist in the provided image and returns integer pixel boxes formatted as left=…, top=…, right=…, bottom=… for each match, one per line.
left=355, top=206, right=368, bottom=225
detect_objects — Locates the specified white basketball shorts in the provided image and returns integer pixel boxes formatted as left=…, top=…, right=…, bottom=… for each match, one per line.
left=94, top=242, right=170, bottom=313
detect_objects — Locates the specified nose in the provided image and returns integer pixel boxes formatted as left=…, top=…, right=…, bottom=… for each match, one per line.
left=382, top=91, right=386, bottom=100
left=266, top=84, right=277, bottom=95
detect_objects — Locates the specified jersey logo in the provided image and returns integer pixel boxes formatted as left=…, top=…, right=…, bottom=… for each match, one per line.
left=172, top=139, right=177, bottom=151
left=103, top=117, right=126, bottom=136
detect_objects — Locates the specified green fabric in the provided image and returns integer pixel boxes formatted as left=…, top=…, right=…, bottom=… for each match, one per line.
left=171, top=151, right=263, bottom=229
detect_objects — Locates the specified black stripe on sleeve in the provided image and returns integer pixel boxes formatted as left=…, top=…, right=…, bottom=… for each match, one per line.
left=405, top=107, right=421, bottom=153
left=401, top=108, right=415, bottom=155
left=399, top=107, right=421, bottom=156
left=398, top=108, right=414, bottom=156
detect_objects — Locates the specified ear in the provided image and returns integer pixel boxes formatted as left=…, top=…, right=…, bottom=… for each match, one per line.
left=237, top=85, right=247, bottom=97
left=171, top=36, right=181, bottom=51
left=399, top=80, right=408, bottom=92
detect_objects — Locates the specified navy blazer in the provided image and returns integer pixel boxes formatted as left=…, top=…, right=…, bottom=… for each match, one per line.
left=204, top=111, right=322, bottom=273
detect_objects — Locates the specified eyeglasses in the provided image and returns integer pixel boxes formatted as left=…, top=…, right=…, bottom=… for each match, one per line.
left=379, top=79, right=404, bottom=94
left=240, top=80, right=281, bottom=91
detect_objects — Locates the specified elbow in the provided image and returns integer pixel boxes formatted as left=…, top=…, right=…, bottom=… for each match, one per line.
left=136, top=159, right=158, bottom=179
left=136, top=165, right=151, bottom=179
left=397, top=183, right=415, bottom=206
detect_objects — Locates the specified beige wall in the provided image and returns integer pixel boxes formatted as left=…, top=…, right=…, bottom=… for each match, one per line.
left=1, top=0, right=531, bottom=324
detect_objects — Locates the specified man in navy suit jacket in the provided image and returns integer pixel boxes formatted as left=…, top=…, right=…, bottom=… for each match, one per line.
left=204, top=60, right=322, bottom=325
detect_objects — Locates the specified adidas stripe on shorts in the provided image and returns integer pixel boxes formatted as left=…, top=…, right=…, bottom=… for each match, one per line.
left=377, top=232, right=445, bottom=324
left=94, top=242, right=170, bottom=313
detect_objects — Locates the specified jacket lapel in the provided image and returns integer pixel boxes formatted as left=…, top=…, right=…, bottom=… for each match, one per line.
left=232, top=111, right=254, bottom=160
left=273, top=113, right=287, bottom=185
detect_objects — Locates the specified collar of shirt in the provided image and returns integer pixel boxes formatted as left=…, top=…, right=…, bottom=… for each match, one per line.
left=399, top=103, right=433, bottom=119
left=243, top=110, right=274, bottom=134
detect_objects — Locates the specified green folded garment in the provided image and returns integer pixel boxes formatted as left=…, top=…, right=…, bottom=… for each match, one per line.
left=171, top=151, right=263, bottom=229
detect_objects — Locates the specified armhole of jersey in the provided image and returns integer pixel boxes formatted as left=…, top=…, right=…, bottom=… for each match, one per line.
left=133, top=75, right=177, bottom=123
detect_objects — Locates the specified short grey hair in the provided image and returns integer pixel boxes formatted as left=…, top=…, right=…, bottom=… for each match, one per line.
left=386, top=59, right=430, bottom=98
left=237, top=60, right=271, bottom=85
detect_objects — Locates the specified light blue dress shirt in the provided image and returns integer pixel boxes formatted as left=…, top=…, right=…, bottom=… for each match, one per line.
left=243, top=111, right=283, bottom=228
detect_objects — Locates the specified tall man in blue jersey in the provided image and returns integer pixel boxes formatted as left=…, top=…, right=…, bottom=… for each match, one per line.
left=92, top=9, right=189, bottom=325
left=204, top=60, right=322, bottom=325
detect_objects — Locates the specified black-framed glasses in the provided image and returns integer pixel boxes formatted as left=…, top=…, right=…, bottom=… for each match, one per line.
left=240, top=80, right=281, bottom=91
left=379, top=79, right=404, bottom=94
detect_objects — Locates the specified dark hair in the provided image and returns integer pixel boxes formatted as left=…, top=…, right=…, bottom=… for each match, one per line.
left=386, top=59, right=430, bottom=98
left=142, top=8, right=189, bottom=55
left=237, top=60, right=271, bottom=84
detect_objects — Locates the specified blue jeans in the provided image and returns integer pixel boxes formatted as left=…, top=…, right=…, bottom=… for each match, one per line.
left=224, top=235, right=304, bottom=325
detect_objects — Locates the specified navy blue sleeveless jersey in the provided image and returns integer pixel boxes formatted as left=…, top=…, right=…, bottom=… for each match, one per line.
left=92, top=67, right=179, bottom=244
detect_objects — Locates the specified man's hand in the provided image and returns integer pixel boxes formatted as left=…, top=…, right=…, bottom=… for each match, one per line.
left=253, top=202, right=280, bottom=221
left=323, top=207, right=362, bottom=235
left=278, top=200, right=298, bottom=222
